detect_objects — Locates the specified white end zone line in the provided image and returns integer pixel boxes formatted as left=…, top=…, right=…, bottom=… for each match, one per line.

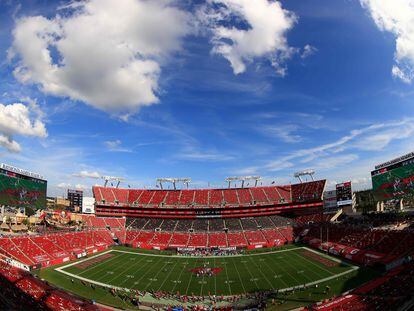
left=54, top=247, right=359, bottom=295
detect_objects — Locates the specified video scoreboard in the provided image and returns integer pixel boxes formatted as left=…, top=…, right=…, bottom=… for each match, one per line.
left=371, top=152, right=414, bottom=201
left=0, top=163, right=47, bottom=209
left=336, top=181, right=352, bottom=206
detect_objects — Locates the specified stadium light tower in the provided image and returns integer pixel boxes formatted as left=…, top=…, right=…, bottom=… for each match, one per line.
left=225, top=176, right=261, bottom=188
left=101, top=176, right=125, bottom=188
left=156, top=178, right=191, bottom=190
left=294, top=170, right=315, bottom=183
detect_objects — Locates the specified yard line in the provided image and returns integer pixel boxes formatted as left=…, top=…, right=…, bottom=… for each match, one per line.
left=223, top=259, right=232, bottom=295
left=101, top=254, right=144, bottom=284
left=213, top=257, right=217, bottom=295
left=230, top=257, right=247, bottom=293
left=156, top=260, right=180, bottom=292
left=240, top=258, right=260, bottom=290
left=258, top=254, right=289, bottom=289
left=246, top=255, right=275, bottom=290
left=76, top=252, right=123, bottom=276
left=80, top=253, right=131, bottom=280
left=114, top=254, right=149, bottom=288
left=200, top=262, right=206, bottom=296
left=291, top=250, right=337, bottom=276
left=171, top=259, right=189, bottom=294
left=278, top=252, right=320, bottom=282
left=143, top=257, right=172, bottom=291
left=284, top=249, right=333, bottom=282
left=267, top=253, right=304, bottom=286
left=185, top=259, right=200, bottom=296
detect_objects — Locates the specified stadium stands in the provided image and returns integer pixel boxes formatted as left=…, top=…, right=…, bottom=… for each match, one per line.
left=0, top=230, right=114, bottom=267
left=118, top=216, right=297, bottom=249
left=92, top=180, right=326, bottom=219
left=0, top=262, right=99, bottom=311
left=305, top=263, right=414, bottom=311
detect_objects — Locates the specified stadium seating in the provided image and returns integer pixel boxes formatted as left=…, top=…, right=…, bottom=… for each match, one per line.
left=0, top=230, right=114, bottom=267
left=92, top=180, right=326, bottom=210
left=119, top=215, right=302, bottom=249
left=227, top=232, right=248, bottom=247
left=306, top=263, right=414, bottom=311
left=0, top=262, right=99, bottom=311
left=208, top=232, right=228, bottom=247
left=244, top=230, right=267, bottom=245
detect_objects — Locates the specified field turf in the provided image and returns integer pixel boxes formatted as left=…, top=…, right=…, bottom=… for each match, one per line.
left=55, top=246, right=356, bottom=296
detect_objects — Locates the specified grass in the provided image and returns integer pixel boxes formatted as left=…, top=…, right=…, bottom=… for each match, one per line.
left=37, top=246, right=379, bottom=310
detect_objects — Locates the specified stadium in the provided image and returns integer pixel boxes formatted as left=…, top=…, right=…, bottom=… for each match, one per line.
left=0, top=158, right=414, bottom=311
left=1, top=1, right=414, bottom=310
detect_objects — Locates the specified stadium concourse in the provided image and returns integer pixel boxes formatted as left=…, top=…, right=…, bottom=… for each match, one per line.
left=0, top=181, right=413, bottom=309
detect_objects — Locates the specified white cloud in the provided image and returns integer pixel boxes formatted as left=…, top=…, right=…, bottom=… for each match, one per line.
left=57, top=182, right=71, bottom=189
left=73, top=170, right=101, bottom=179
left=177, top=149, right=235, bottom=162
left=104, top=140, right=131, bottom=152
left=301, top=44, right=318, bottom=59
left=360, top=0, right=414, bottom=82
left=75, top=184, right=88, bottom=190
left=0, top=101, right=47, bottom=152
left=10, top=0, right=191, bottom=117
left=246, top=118, right=414, bottom=173
left=199, top=0, right=297, bottom=74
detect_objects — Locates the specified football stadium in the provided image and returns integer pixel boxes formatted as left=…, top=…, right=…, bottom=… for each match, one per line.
left=2, top=1, right=414, bottom=310
left=0, top=159, right=414, bottom=310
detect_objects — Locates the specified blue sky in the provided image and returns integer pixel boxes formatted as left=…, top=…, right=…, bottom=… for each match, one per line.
left=1, top=0, right=414, bottom=196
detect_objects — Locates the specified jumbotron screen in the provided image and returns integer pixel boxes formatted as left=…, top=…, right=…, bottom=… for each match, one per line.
left=371, top=152, right=414, bottom=201
left=0, top=164, right=47, bottom=210
left=336, top=181, right=352, bottom=206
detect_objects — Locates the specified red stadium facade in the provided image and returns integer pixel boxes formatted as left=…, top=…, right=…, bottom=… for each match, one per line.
left=92, top=179, right=326, bottom=218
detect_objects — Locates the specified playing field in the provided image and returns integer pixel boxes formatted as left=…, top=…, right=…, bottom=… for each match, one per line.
left=55, top=247, right=357, bottom=296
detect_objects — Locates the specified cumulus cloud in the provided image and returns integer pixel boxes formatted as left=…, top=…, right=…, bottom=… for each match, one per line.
left=199, top=0, right=297, bottom=75
left=73, top=170, right=101, bottom=179
left=0, top=101, right=47, bottom=152
left=9, top=0, right=191, bottom=117
left=360, top=0, right=414, bottom=82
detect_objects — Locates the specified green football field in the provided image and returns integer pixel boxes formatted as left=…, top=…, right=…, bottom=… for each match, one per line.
left=55, top=246, right=356, bottom=296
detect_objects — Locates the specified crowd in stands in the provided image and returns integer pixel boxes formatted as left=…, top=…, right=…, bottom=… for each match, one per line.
left=120, top=216, right=296, bottom=249
left=93, top=180, right=326, bottom=208
left=177, top=248, right=242, bottom=257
